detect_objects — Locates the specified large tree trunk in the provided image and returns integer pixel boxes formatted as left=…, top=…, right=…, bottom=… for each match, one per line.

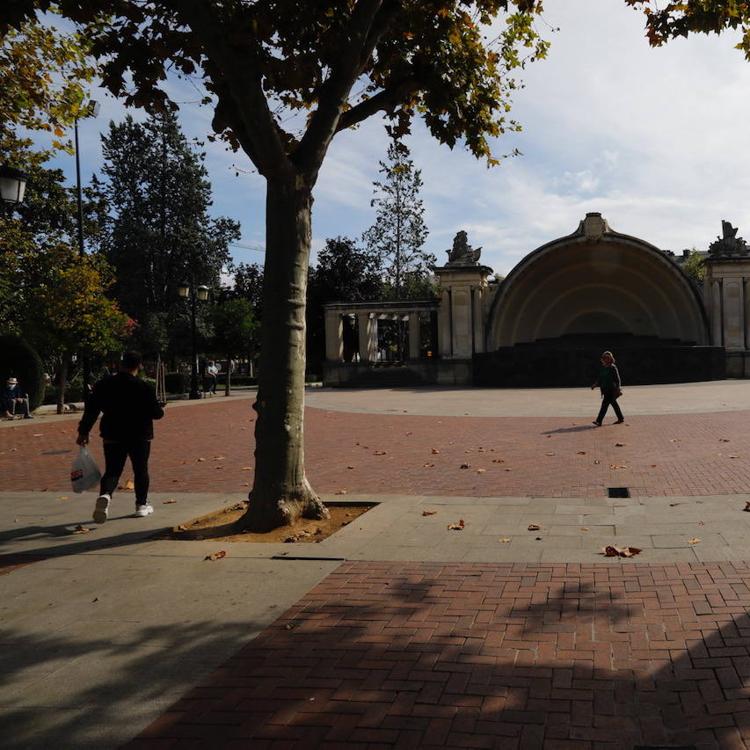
left=240, top=173, right=329, bottom=532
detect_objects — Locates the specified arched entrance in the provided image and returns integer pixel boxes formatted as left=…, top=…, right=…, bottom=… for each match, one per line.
left=476, top=214, right=722, bottom=386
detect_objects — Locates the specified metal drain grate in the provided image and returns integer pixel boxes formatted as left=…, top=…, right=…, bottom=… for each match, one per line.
left=608, top=487, right=630, bottom=498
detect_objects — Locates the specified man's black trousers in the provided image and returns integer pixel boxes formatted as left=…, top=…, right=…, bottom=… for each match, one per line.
left=100, top=440, right=151, bottom=505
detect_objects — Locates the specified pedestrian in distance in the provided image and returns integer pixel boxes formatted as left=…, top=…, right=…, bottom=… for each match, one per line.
left=591, top=350, right=624, bottom=426
left=76, top=351, right=165, bottom=523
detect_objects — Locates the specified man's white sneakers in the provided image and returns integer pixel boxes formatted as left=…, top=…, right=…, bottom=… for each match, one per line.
left=93, top=494, right=111, bottom=524
left=134, top=503, right=154, bottom=517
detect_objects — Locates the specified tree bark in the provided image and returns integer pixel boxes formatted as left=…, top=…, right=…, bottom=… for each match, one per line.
left=240, top=173, right=329, bottom=532
left=224, top=355, right=231, bottom=397
left=56, top=356, right=68, bottom=415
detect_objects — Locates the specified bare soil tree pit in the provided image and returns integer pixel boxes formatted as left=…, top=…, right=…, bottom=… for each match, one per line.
left=168, top=501, right=375, bottom=543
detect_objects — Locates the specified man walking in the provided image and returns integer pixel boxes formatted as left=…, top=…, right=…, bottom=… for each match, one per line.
left=77, top=351, right=165, bottom=523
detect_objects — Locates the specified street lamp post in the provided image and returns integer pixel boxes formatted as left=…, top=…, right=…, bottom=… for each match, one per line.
left=178, top=281, right=209, bottom=399
left=74, top=101, right=100, bottom=401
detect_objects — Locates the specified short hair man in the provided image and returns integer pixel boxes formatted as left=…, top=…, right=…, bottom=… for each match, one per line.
left=77, top=351, right=165, bottom=523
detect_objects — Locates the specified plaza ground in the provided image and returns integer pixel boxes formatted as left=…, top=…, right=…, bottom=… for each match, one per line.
left=3, top=382, right=750, bottom=748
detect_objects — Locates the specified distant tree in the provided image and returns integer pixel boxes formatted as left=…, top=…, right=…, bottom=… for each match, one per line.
left=92, top=111, right=240, bottom=351
left=681, top=249, right=706, bottom=284
left=211, top=298, right=257, bottom=395
left=363, top=139, right=434, bottom=299
left=231, top=262, right=265, bottom=320
left=307, top=236, right=383, bottom=372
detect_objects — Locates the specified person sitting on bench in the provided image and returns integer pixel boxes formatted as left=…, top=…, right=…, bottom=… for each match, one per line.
left=2, top=377, right=33, bottom=419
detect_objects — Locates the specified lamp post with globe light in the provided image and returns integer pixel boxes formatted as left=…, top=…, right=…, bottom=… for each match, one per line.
left=177, top=281, right=210, bottom=399
left=0, top=165, right=28, bottom=207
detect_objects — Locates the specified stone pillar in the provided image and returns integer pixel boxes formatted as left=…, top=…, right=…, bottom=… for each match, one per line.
left=357, top=313, right=375, bottom=363
left=324, top=310, right=343, bottom=362
left=451, top=287, right=472, bottom=358
left=438, top=289, right=452, bottom=357
left=723, top=279, right=744, bottom=350
left=711, top=281, right=722, bottom=346
left=408, top=313, right=421, bottom=359
left=368, top=315, right=379, bottom=361
left=472, top=287, right=485, bottom=354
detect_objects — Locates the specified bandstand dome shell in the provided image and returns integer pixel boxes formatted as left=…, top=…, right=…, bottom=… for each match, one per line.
left=486, top=213, right=709, bottom=350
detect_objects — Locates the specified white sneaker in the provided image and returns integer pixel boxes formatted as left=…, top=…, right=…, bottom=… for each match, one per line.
left=134, top=503, right=154, bottom=517
left=93, top=494, right=110, bottom=524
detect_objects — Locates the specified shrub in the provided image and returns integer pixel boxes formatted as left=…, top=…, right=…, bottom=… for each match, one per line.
left=0, top=335, right=45, bottom=410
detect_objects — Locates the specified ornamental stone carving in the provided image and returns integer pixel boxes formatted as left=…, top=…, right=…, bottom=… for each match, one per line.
left=708, top=220, right=749, bottom=257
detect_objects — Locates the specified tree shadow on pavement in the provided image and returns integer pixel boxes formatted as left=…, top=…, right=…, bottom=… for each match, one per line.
left=542, top=425, right=598, bottom=435
left=0, top=618, right=268, bottom=750
left=126, top=561, right=750, bottom=749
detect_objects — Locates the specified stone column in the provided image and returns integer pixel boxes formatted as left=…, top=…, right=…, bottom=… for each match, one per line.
left=324, top=310, right=343, bottom=362
left=472, top=287, right=485, bottom=354
left=723, top=279, right=744, bottom=350
left=357, top=312, right=379, bottom=362
left=408, top=313, right=421, bottom=360
left=451, top=287, right=472, bottom=358
left=711, top=281, right=722, bottom=346
left=438, top=289, right=452, bottom=357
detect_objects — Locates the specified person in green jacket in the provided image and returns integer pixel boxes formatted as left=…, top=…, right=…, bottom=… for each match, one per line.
left=591, top=350, right=624, bottom=426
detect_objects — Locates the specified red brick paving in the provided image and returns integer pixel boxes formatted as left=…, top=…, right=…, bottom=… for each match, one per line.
left=130, top=560, right=750, bottom=749
left=1, top=401, right=750, bottom=497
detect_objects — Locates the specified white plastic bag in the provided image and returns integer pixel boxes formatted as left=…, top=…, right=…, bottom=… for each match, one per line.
left=70, top=447, right=101, bottom=493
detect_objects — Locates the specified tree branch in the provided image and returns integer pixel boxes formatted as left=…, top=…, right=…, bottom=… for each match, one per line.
left=166, top=0, right=290, bottom=177
left=293, top=0, right=399, bottom=174
left=335, top=78, right=420, bottom=133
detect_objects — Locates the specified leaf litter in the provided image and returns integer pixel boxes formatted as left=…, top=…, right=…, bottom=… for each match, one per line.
left=601, top=545, right=641, bottom=558
left=447, top=519, right=465, bottom=531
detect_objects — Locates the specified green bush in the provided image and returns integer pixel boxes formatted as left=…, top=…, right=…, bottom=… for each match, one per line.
left=0, top=335, right=45, bottom=410
left=43, top=377, right=84, bottom=405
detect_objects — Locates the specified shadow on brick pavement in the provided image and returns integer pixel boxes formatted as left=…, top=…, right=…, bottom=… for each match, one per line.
left=129, top=561, right=750, bottom=749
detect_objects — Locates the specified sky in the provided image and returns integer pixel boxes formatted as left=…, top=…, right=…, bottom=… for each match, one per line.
left=36, top=0, right=750, bottom=277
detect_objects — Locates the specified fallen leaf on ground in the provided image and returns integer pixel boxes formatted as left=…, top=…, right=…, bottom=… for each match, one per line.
left=669, top=502, right=680, bottom=507
left=528, top=523, right=541, bottom=531
left=535, top=537, right=543, bottom=541
left=460, top=463, right=470, bottom=469
left=431, top=448, right=440, bottom=454
left=601, top=545, right=642, bottom=558
left=33, top=433, right=43, bottom=437
left=204, top=550, right=227, bottom=561
left=609, top=464, right=627, bottom=470
left=504, top=468, right=512, bottom=472
left=576, top=451, right=586, bottom=455
left=688, top=537, right=701, bottom=545
left=650, top=464, right=658, bottom=468
left=614, top=442, right=625, bottom=447
left=163, top=499, right=177, bottom=504
left=406, top=432, right=412, bottom=436
left=374, top=450, right=387, bottom=456
left=447, top=519, right=465, bottom=530
left=177, top=524, right=188, bottom=531
left=670, top=439, right=679, bottom=443
left=196, top=457, right=206, bottom=462
left=71, top=524, right=92, bottom=534
left=491, top=458, right=504, bottom=463
left=594, top=459, right=601, bottom=465
left=213, top=456, right=225, bottom=461
left=744, top=501, right=750, bottom=512
left=476, top=468, right=485, bottom=474
left=335, top=489, right=347, bottom=495
left=545, top=452, right=555, bottom=456
left=58, top=495, right=68, bottom=501
left=422, top=510, right=437, bottom=516
left=346, top=465, right=354, bottom=470
left=720, top=438, right=730, bottom=442
left=423, top=462, right=435, bottom=468
left=729, top=454, right=740, bottom=459
left=581, top=527, right=589, bottom=532
left=499, top=537, right=511, bottom=543
left=124, top=479, right=135, bottom=490
left=241, top=466, right=252, bottom=470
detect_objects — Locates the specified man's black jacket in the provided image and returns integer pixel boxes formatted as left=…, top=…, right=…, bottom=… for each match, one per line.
left=78, top=372, right=164, bottom=442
